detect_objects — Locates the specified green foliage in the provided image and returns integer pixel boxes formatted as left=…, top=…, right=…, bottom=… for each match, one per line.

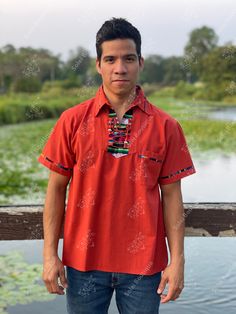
left=195, top=82, right=228, bottom=101
left=12, top=77, right=42, bottom=93
left=183, top=26, right=219, bottom=79
left=0, top=86, right=97, bottom=125
left=86, top=58, right=102, bottom=86
left=162, top=57, right=186, bottom=85
left=200, top=45, right=236, bottom=83
left=68, top=47, right=90, bottom=74
left=41, top=80, right=64, bottom=92
left=139, top=55, right=164, bottom=84
left=0, top=251, right=55, bottom=313
left=61, top=77, right=82, bottom=89
left=148, top=95, right=236, bottom=153
left=181, top=119, right=236, bottom=153
left=147, top=86, right=175, bottom=98
left=0, top=27, right=235, bottom=102
left=0, top=45, right=98, bottom=93
left=152, top=79, right=236, bottom=102
left=173, top=81, right=196, bottom=99
left=0, top=46, right=62, bottom=93
left=185, top=26, right=218, bottom=58
left=140, top=55, right=186, bottom=86
left=0, top=118, right=54, bottom=203
left=223, top=95, right=236, bottom=104
left=194, top=45, right=236, bottom=100
left=141, top=83, right=162, bottom=96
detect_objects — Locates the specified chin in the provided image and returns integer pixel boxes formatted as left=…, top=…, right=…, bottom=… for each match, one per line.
left=113, top=83, right=134, bottom=91
left=114, top=87, right=131, bottom=95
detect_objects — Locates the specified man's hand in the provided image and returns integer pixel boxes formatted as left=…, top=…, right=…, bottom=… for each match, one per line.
left=157, top=259, right=184, bottom=303
left=42, top=255, right=68, bottom=295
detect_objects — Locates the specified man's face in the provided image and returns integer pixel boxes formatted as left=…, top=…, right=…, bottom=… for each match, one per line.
left=96, top=38, right=144, bottom=97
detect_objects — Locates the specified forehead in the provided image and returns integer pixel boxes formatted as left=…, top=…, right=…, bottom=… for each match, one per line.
left=100, top=39, right=137, bottom=57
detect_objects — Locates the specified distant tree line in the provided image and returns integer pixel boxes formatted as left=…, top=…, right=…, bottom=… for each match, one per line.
left=0, top=25, right=235, bottom=99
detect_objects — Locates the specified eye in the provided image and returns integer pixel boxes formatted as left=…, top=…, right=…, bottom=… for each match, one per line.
left=126, top=56, right=136, bottom=62
left=105, top=57, right=114, bottom=63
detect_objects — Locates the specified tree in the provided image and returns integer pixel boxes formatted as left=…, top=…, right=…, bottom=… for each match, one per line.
left=139, top=55, right=164, bottom=84
left=162, top=57, right=186, bottom=85
left=184, top=26, right=219, bottom=79
left=185, top=26, right=218, bottom=58
left=201, top=45, right=236, bottom=83
left=0, top=45, right=62, bottom=93
left=199, top=45, right=236, bottom=100
left=63, top=46, right=91, bottom=85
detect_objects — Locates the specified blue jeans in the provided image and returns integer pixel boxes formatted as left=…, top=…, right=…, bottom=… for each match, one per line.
left=66, top=266, right=162, bottom=314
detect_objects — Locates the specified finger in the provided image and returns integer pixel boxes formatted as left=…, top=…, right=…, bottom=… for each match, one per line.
left=45, top=279, right=58, bottom=294
left=157, top=276, right=167, bottom=294
left=42, top=272, right=54, bottom=294
left=172, top=287, right=183, bottom=300
left=160, top=287, right=175, bottom=303
left=43, top=269, right=65, bottom=295
left=51, top=272, right=65, bottom=295
left=172, top=294, right=180, bottom=301
left=59, top=267, right=68, bottom=288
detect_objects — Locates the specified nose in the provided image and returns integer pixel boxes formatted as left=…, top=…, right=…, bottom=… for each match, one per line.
left=114, top=59, right=127, bottom=74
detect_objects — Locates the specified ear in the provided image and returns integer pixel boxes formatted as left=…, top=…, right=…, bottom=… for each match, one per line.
left=139, top=56, right=144, bottom=72
left=96, top=58, right=102, bottom=75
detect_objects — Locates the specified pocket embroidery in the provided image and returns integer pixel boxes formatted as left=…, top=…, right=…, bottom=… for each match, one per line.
left=136, top=151, right=163, bottom=188
left=138, top=154, right=163, bottom=163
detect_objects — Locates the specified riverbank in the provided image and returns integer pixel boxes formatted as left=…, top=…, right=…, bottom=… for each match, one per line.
left=1, top=86, right=236, bottom=126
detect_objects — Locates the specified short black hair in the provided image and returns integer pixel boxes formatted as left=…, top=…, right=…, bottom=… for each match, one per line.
left=96, top=17, right=142, bottom=63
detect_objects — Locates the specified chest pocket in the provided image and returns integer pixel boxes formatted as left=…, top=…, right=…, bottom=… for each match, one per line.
left=130, top=150, right=163, bottom=188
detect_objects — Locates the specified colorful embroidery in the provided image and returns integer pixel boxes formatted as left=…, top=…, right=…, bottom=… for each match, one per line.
left=138, top=155, right=163, bottom=163
left=107, top=108, right=133, bottom=155
left=40, top=153, right=73, bottom=171
left=160, top=165, right=194, bottom=179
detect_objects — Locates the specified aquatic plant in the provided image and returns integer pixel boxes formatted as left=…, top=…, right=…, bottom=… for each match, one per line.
left=0, top=250, right=55, bottom=313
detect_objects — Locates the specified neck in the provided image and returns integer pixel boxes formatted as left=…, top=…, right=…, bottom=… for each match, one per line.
left=102, top=85, right=137, bottom=111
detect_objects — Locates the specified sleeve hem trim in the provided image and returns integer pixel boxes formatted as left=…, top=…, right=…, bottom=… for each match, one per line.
left=38, top=154, right=73, bottom=177
left=159, top=165, right=196, bottom=185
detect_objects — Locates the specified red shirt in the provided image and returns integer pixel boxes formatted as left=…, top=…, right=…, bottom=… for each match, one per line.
left=38, top=84, right=196, bottom=275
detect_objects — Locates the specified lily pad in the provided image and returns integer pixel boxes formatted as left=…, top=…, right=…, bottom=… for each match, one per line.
left=0, top=250, right=55, bottom=313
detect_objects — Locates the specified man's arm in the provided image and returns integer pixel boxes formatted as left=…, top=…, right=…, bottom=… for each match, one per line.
left=157, top=180, right=185, bottom=303
left=42, top=170, right=70, bottom=295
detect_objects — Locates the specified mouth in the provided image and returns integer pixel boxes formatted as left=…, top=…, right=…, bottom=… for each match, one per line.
left=112, top=80, right=129, bottom=83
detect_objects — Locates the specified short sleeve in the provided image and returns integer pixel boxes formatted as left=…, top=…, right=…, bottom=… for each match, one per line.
left=159, top=119, right=196, bottom=185
left=37, top=111, right=75, bottom=177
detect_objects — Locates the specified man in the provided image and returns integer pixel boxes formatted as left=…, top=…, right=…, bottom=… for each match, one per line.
left=38, top=17, right=196, bottom=314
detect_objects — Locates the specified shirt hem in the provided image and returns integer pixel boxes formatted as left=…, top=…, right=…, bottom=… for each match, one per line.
left=62, top=261, right=168, bottom=275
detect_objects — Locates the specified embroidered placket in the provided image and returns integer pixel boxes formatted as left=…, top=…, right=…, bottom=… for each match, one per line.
left=107, top=108, right=133, bottom=157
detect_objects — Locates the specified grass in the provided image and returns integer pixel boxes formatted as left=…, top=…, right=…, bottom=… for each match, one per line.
left=147, top=84, right=236, bottom=107
left=148, top=94, right=220, bottom=120
left=0, top=118, right=56, bottom=204
left=0, top=86, right=97, bottom=125
left=149, top=95, right=236, bottom=153
left=181, top=119, right=236, bottom=153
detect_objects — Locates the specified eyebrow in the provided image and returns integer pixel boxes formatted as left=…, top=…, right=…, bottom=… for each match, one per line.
left=103, top=54, right=138, bottom=60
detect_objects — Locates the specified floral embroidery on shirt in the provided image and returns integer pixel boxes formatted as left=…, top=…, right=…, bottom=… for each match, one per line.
left=77, top=229, right=96, bottom=251
left=77, top=188, right=96, bottom=209
left=127, top=197, right=146, bottom=219
left=127, top=232, right=146, bottom=254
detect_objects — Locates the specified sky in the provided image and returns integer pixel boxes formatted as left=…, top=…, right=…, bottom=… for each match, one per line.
left=0, top=0, right=235, bottom=61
